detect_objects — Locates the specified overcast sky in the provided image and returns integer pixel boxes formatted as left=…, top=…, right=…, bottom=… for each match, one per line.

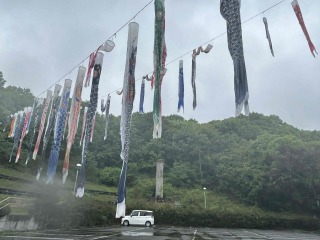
left=0, top=0, right=319, bottom=131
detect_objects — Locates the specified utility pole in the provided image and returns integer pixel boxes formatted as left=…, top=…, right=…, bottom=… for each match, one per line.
left=155, top=159, right=164, bottom=200
left=203, top=187, right=207, bottom=209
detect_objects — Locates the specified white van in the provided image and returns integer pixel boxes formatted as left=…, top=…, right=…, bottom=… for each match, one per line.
left=121, top=210, right=154, bottom=227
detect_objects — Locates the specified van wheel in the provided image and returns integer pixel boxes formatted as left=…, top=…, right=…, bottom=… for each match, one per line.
left=123, top=220, right=129, bottom=226
left=145, top=221, right=151, bottom=227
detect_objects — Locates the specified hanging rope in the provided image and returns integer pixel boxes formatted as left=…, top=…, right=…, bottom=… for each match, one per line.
left=100, top=0, right=289, bottom=100
left=36, top=0, right=154, bottom=98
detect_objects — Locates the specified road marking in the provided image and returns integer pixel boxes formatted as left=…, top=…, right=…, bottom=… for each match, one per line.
left=0, top=236, right=73, bottom=240
left=91, top=227, right=146, bottom=239
left=243, top=230, right=273, bottom=239
left=19, top=232, right=94, bottom=237
left=192, top=229, right=198, bottom=240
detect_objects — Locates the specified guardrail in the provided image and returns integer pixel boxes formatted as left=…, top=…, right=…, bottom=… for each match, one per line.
left=0, top=203, right=10, bottom=211
left=0, top=197, right=38, bottom=230
left=0, top=197, right=35, bottom=214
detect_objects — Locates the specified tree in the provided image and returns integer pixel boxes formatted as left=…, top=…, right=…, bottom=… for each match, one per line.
left=0, top=71, right=6, bottom=88
left=1, top=86, right=320, bottom=216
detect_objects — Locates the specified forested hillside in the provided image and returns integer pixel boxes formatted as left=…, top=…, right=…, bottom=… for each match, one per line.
left=0, top=71, right=34, bottom=126
left=1, top=70, right=320, bottom=217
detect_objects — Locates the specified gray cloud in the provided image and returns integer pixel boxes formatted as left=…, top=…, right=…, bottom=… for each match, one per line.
left=0, top=0, right=319, bottom=130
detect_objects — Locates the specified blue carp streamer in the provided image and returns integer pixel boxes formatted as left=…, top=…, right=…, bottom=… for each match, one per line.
left=116, top=22, right=139, bottom=218
left=46, top=80, right=72, bottom=184
left=220, top=0, right=249, bottom=116
left=139, top=78, right=145, bottom=113
left=178, top=60, right=184, bottom=112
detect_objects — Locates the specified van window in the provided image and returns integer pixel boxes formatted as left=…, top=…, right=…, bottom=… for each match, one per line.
left=145, top=212, right=153, bottom=216
left=131, top=211, right=139, bottom=216
left=139, top=211, right=145, bottom=216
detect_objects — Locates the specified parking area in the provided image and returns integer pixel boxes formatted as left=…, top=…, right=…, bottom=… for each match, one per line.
left=0, top=226, right=320, bottom=239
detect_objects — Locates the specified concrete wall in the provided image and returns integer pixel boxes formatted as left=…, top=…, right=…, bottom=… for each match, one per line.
left=0, top=215, right=38, bottom=231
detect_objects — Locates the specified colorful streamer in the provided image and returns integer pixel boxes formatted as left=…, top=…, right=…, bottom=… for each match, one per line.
left=76, top=40, right=115, bottom=197
left=191, top=51, right=197, bottom=110
left=16, top=107, right=32, bottom=163
left=263, top=17, right=275, bottom=57
left=26, top=98, right=36, bottom=134
left=85, top=40, right=116, bottom=88
left=62, top=66, right=86, bottom=184
left=191, top=44, right=213, bottom=110
left=14, top=112, right=23, bottom=134
left=62, top=112, right=69, bottom=140
left=25, top=98, right=44, bottom=165
left=90, top=113, right=96, bottom=143
left=291, top=0, right=317, bottom=57
left=76, top=52, right=102, bottom=195
left=101, top=95, right=111, bottom=141
left=139, top=78, right=145, bottom=113
left=220, top=0, right=250, bottom=116
left=116, top=22, right=139, bottom=218
left=150, top=74, right=155, bottom=89
left=47, top=79, right=72, bottom=184
left=11, top=112, right=22, bottom=138
left=9, top=111, right=23, bottom=162
left=8, top=113, right=17, bottom=138
left=143, top=74, right=152, bottom=89
left=79, top=107, right=87, bottom=146
left=36, top=85, right=62, bottom=180
left=85, top=52, right=96, bottom=87
left=33, top=90, right=53, bottom=160
left=153, top=0, right=167, bottom=139
left=178, top=60, right=184, bottom=112
left=101, top=99, right=106, bottom=113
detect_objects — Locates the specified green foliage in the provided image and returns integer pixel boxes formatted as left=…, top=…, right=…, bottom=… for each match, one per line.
left=0, top=83, right=33, bottom=131
left=1, top=166, right=320, bottom=230
left=32, top=188, right=320, bottom=230
left=1, top=70, right=320, bottom=222
left=99, top=167, right=121, bottom=186
left=167, top=162, right=201, bottom=188
left=0, top=71, right=6, bottom=88
left=128, top=176, right=155, bottom=199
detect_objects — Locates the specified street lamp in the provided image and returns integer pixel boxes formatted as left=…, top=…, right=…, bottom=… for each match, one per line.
left=203, top=187, right=207, bottom=209
left=73, top=163, right=82, bottom=196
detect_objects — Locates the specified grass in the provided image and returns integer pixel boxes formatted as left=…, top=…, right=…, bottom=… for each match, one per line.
left=0, top=166, right=118, bottom=209
left=0, top=165, right=116, bottom=191
left=0, top=165, right=32, bottom=180
left=0, top=166, right=319, bottom=230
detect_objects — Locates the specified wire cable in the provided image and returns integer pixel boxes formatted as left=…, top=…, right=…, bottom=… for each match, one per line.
left=100, top=0, right=288, bottom=100
left=36, top=0, right=154, bottom=98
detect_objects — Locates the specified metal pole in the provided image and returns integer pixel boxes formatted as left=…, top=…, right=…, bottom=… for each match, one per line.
left=203, top=187, right=207, bottom=209
left=199, top=149, right=202, bottom=181
left=73, top=169, right=79, bottom=196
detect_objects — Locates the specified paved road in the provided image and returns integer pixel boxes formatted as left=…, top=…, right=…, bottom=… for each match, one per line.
left=0, top=226, right=320, bottom=239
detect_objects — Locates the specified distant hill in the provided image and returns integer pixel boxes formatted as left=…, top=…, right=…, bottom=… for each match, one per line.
left=1, top=70, right=320, bottom=216
left=0, top=71, right=34, bottom=126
